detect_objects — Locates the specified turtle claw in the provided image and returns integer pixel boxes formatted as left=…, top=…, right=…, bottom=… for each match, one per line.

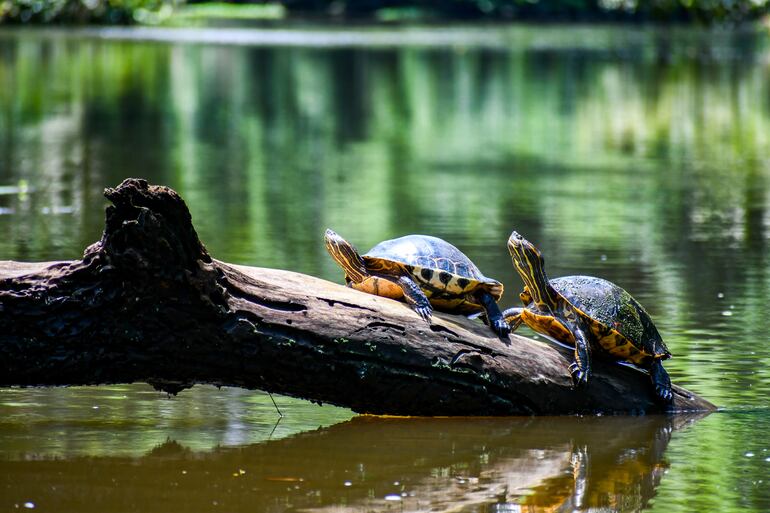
left=414, top=305, right=433, bottom=323
left=492, top=319, right=511, bottom=338
left=656, top=384, right=674, bottom=404
left=650, top=360, right=673, bottom=404
left=568, top=362, right=590, bottom=388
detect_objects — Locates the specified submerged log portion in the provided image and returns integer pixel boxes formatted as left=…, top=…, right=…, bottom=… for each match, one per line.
left=0, top=179, right=715, bottom=415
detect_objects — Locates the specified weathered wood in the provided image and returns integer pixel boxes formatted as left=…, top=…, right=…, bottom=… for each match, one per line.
left=0, top=178, right=715, bottom=415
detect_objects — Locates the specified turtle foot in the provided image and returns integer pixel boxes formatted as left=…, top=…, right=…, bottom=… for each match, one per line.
left=491, top=318, right=511, bottom=338
left=655, top=384, right=674, bottom=404
left=650, top=360, right=673, bottom=404
left=414, top=305, right=433, bottom=323
left=568, top=362, right=590, bottom=388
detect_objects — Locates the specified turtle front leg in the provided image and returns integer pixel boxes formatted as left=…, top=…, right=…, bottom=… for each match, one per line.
left=501, top=307, right=524, bottom=332
left=476, top=291, right=511, bottom=338
left=569, top=328, right=591, bottom=387
left=392, top=275, right=433, bottom=322
left=649, top=359, right=673, bottom=403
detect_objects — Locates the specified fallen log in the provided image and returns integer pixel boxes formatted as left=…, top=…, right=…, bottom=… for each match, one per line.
left=0, top=178, right=715, bottom=415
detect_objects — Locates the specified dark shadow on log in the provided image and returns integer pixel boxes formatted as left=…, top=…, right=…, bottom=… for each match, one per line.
left=0, top=178, right=715, bottom=415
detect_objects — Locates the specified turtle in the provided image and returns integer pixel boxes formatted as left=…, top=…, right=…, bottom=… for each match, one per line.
left=502, top=231, right=673, bottom=403
left=324, top=229, right=511, bottom=337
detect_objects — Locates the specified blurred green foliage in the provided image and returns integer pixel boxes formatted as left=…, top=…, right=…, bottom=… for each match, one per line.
left=287, top=0, right=770, bottom=23
left=1, top=0, right=769, bottom=24
left=2, top=27, right=770, bottom=510
left=0, top=0, right=168, bottom=24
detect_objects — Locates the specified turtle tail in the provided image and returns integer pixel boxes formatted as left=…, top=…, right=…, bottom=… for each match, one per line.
left=324, top=229, right=369, bottom=284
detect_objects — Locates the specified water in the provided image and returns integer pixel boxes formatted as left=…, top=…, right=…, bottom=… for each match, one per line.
left=1, top=24, right=770, bottom=511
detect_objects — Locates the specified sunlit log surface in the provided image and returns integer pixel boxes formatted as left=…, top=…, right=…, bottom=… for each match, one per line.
left=0, top=179, right=715, bottom=415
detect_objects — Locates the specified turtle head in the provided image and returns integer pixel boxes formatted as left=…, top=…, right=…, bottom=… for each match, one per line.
left=507, top=231, right=556, bottom=310
left=324, top=229, right=369, bottom=284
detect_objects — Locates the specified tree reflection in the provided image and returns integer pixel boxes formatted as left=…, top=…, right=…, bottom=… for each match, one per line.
left=0, top=25, right=767, bottom=511
left=0, top=414, right=705, bottom=513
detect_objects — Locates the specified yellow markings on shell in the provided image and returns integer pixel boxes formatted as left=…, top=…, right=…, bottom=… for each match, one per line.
left=587, top=322, right=651, bottom=365
left=412, top=266, right=478, bottom=294
left=520, top=305, right=654, bottom=365
left=351, top=275, right=481, bottom=314
left=486, top=281, right=504, bottom=301
left=429, top=270, right=446, bottom=290
left=431, top=271, right=450, bottom=290
left=430, top=297, right=480, bottom=315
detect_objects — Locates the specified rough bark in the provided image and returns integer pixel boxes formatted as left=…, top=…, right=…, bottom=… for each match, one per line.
left=0, top=178, right=715, bottom=415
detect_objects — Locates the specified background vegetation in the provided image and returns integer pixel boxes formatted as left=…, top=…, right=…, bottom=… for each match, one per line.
left=2, top=26, right=770, bottom=406
left=1, top=0, right=769, bottom=24
left=0, top=0, right=164, bottom=23
left=1, top=16, right=770, bottom=513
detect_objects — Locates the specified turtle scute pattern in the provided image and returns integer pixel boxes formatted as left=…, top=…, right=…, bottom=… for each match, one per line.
left=412, top=256, right=478, bottom=280
left=550, top=276, right=670, bottom=360
left=365, top=235, right=492, bottom=291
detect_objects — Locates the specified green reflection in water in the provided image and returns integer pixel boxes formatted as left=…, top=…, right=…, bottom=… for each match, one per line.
left=0, top=410, right=709, bottom=513
left=1, top=24, right=770, bottom=511
left=1, top=26, right=768, bottom=407
left=0, top=385, right=353, bottom=458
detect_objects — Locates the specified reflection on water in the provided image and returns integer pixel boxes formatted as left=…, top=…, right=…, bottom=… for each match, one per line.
left=0, top=411, right=699, bottom=513
left=1, top=26, right=770, bottom=407
left=2, top=24, right=770, bottom=511
left=0, top=385, right=353, bottom=457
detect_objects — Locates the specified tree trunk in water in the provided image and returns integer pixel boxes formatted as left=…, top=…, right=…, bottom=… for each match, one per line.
left=0, top=179, right=715, bottom=415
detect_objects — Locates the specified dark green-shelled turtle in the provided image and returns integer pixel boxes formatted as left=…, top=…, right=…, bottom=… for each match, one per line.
left=503, top=231, right=672, bottom=402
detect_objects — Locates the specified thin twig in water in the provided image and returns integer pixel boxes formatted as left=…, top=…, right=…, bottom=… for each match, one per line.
left=267, top=415, right=282, bottom=440
left=268, top=391, right=283, bottom=417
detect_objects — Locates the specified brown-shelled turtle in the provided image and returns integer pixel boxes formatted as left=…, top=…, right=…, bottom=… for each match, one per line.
left=502, top=231, right=673, bottom=402
left=324, top=229, right=510, bottom=337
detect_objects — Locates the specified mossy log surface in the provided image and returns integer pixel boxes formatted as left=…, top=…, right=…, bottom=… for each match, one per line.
left=0, top=179, right=715, bottom=415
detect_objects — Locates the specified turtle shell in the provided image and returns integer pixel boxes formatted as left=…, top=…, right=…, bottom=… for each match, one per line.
left=363, top=235, right=503, bottom=310
left=547, top=275, right=670, bottom=364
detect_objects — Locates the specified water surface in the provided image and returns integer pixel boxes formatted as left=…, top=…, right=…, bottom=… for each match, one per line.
left=1, top=24, right=769, bottom=511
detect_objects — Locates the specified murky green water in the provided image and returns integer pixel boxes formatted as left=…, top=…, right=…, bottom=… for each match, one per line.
left=1, top=24, right=770, bottom=511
